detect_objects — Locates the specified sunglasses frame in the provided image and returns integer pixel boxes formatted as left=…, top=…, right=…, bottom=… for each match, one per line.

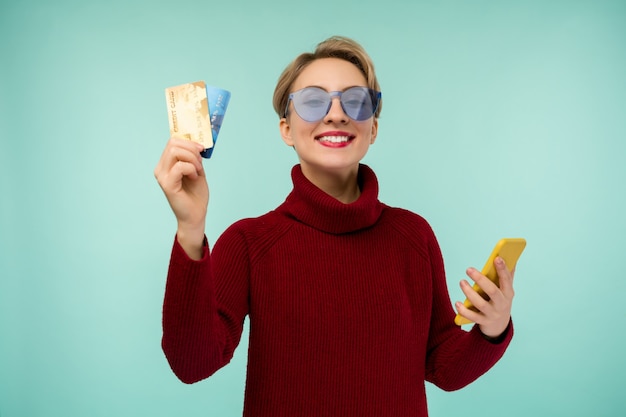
left=284, top=86, right=381, bottom=122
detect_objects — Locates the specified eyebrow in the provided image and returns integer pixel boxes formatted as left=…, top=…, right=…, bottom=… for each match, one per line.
left=302, top=85, right=365, bottom=92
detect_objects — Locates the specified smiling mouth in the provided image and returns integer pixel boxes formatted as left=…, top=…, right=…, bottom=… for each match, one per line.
left=315, top=134, right=355, bottom=145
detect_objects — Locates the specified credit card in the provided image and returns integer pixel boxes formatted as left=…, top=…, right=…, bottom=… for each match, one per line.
left=165, top=81, right=214, bottom=150
left=202, top=85, right=231, bottom=158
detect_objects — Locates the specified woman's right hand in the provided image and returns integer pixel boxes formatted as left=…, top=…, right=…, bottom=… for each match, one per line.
left=154, top=137, right=208, bottom=259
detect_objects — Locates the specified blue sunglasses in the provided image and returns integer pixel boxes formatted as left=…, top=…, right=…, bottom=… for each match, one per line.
left=284, top=86, right=381, bottom=122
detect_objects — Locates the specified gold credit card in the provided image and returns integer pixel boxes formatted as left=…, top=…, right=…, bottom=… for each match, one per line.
left=165, top=81, right=213, bottom=149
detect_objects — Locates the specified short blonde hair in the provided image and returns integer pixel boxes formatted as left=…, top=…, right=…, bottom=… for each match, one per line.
left=272, top=36, right=382, bottom=119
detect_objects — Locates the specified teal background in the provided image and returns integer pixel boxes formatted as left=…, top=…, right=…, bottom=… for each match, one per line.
left=1, top=0, right=625, bottom=416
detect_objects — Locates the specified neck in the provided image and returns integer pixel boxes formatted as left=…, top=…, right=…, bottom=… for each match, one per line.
left=300, top=164, right=361, bottom=204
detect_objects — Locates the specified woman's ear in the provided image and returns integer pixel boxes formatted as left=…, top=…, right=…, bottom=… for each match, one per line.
left=280, top=118, right=294, bottom=147
left=370, top=118, right=378, bottom=144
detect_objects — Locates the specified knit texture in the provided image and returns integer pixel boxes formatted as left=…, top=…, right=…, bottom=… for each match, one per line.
left=162, top=164, right=513, bottom=417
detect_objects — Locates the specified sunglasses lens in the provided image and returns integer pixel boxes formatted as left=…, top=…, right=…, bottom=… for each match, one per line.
left=293, top=88, right=330, bottom=122
left=341, top=87, right=374, bottom=121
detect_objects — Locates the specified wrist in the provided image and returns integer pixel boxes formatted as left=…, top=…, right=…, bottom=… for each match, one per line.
left=479, top=320, right=511, bottom=344
left=176, top=223, right=205, bottom=260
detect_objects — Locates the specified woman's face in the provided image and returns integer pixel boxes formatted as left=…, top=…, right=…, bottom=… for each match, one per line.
left=279, top=58, right=378, bottom=177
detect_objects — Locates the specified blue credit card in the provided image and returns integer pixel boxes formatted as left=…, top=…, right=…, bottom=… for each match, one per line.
left=201, top=85, right=231, bottom=158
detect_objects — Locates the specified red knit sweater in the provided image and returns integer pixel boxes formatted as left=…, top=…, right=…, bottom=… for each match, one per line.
left=162, top=164, right=512, bottom=417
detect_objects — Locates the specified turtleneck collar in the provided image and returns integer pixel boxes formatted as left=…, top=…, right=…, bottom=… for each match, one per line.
left=278, top=164, right=385, bottom=234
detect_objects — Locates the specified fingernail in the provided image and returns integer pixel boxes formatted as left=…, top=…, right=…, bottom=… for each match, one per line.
left=496, top=257, right=505, bottom=266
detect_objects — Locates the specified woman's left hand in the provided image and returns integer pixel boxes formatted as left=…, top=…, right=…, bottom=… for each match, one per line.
left=455, top=256, right=514, bottom=339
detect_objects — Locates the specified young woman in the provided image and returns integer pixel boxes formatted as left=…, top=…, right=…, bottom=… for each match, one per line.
left=154, top=36, right=515, bottom=417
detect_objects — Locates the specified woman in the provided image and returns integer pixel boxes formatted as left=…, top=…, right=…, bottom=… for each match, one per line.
left=154, top=36, right=515, bottom=417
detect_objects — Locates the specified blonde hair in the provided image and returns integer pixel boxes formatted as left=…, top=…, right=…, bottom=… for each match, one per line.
left=272, top=36, right=382, bottom=119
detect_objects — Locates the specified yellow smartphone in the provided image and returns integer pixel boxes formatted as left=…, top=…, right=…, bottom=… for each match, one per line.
left=454, top=238, right=527, bottom=326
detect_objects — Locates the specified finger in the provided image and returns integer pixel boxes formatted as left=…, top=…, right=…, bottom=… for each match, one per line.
left=174, top=160, right=202, bottom=180
left=156, top=142, right=193, bottom=175
left=175, top=137, right=206, bottom=155
left=156, top=154, right=203, bottom=190
left=469, top=263, right=512, bottom=305
left=459, top=278, right=492, bottom=315
left=494, top=256, right=515, bottom=297
left=466, top=267, right=498, bottom=299
left=159, top=160, right=202, bottom=191
left=169, top=135, right=205, bottom=151
left=455, top=301, right=484, bottom=325
left=163, top=143, right=204, bottom=174
left=168, top=137, right=204, bottom=158
left=163, top=137, right=203, bottom=157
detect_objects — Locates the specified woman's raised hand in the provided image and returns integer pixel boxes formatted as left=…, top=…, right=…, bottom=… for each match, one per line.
left=154, top=137, right=208, bottom=259
left=455, top=257, right=515, bottom=339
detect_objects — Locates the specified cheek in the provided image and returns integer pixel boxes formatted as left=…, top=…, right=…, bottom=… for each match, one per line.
left=292, top=122, right=317, bottom=140
left=360, top=122, right=375, bottom=137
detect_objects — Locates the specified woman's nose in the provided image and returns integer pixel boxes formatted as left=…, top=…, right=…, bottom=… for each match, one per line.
left=324, top=96, right=348, bottom=123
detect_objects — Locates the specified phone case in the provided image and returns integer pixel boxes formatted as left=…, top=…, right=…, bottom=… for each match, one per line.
left=454, top=238, right=527, bottom=326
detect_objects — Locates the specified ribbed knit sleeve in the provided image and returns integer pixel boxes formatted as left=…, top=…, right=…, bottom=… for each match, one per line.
left=421, top=223, right=513, bottom=391
left=161, top=232, right=249, bottom=384
left=383, top=207, right=512, bottom=392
